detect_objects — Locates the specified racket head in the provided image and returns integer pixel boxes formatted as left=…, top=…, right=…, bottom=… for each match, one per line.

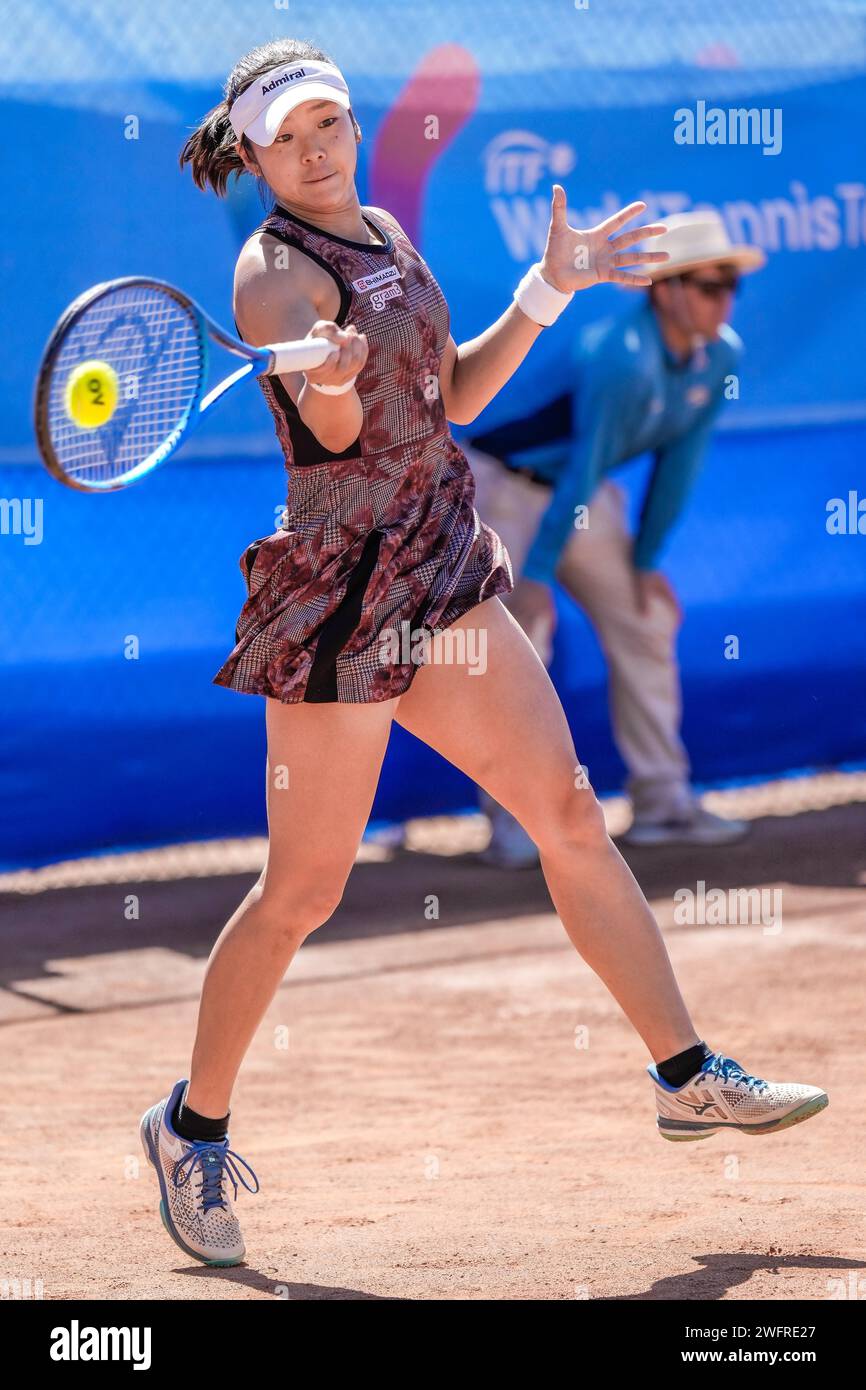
left=34, top=277, right=210, bottom=492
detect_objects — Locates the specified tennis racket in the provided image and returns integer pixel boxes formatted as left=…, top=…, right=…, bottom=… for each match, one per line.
left=33, top=275, right=339, bottom=492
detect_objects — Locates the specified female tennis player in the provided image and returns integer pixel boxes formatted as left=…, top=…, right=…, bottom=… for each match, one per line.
left=139, top=38, right=828, bottom=1266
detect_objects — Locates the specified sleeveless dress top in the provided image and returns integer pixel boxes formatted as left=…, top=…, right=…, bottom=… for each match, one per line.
left=212, top=201, right=514, bottom=704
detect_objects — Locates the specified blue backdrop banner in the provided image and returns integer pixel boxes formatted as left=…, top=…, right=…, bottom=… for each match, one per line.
left=2, top=1, right=865, bottom=867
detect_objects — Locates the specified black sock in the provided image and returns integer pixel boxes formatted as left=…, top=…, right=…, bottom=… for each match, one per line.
left=171, top=1086, right=230, bottom=1143
left=656, top=1040, right=714, bottom=1089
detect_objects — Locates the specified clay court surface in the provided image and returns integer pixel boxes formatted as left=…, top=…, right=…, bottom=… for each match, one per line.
left=2, top=773, right=865, bottom=1302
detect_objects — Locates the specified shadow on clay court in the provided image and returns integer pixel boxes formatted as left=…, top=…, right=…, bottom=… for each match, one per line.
left=610, top=1251, right=866, bottom=1302
left=0, top=800, right=864, bottom=1004
left=143, top=1265, right=406, bottom=1298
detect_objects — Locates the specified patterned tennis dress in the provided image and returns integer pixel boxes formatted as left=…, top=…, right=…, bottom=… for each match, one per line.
left=212, top=201, right=514, bottom=704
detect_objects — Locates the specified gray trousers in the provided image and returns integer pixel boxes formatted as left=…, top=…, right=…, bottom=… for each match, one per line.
left=465, top=445, right=694, bottom=819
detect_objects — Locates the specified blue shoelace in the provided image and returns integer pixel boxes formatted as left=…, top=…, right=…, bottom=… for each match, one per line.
left=702, top=1053, right=768, bottom=1094
left=173, top=1138, right=260, bottom=1214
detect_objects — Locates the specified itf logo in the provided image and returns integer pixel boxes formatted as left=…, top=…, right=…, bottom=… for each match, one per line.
left=483, top=130, right=576, bottom=196
left=483, top=131, right=578, bottom=260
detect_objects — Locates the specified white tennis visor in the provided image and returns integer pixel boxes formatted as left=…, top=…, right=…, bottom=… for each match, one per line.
left=228, top=60, right=352, bottom=146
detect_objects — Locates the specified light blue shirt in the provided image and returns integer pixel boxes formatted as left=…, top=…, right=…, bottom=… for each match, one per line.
left=472, top=299, right=742, bottom=582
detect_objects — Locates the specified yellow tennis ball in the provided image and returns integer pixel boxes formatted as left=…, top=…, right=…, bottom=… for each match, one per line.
left=65, top=360, right=119, bottom=428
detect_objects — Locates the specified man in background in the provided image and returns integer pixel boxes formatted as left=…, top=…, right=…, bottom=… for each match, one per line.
left=465, top=212, right=765, bottom=867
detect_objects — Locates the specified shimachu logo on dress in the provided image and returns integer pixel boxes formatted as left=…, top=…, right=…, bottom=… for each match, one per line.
left=352, top=264, right=403, bottom=312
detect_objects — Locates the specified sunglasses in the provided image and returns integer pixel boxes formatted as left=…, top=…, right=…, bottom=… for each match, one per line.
left=678, top=273, right=741, bottom=299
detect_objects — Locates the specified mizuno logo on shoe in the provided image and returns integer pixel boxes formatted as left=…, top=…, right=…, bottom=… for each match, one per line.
left=676, top=1099, right=719, bottom=1116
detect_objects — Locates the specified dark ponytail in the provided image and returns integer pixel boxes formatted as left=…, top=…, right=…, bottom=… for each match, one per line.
left=179, top=37, right=360, bottom=198
left=178, top=97, right=242, bottom=197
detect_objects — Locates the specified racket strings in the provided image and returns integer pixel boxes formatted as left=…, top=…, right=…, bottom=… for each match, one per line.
left=44, top=283, right=204, bottom=486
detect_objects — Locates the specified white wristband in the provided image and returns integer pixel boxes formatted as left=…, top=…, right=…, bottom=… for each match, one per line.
left=513, top=262, right=574, bottom=327
left=304, top=373, right=358, bottom=396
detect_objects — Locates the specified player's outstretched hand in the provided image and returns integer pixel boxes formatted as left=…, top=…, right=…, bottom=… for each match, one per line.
left=540, top=186, right=670, bottom=292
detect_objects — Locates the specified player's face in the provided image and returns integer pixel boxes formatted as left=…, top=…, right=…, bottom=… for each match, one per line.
left=243, top=100, right=359, bottom=207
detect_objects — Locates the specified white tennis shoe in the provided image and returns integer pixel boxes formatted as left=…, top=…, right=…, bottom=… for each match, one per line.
left=139, top=1078, right=260, bottom=1265
left=479, top=793, right=540, bottom=869
left=648, top=1051, right=828, bottom=1142
left=623, top=804, right=750, bottom=847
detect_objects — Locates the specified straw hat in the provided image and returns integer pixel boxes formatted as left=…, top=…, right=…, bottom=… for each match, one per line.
left=645, top=211, right=766, bottom=281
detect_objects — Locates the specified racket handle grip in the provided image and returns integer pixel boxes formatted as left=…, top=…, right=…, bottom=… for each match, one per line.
left=267, top=337, right=339, bottom=375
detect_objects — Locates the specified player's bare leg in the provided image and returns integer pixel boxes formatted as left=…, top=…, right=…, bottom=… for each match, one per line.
left=183, top=697, right=398, bottom=1118
left=393, top=595, right=699, bottom=1063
